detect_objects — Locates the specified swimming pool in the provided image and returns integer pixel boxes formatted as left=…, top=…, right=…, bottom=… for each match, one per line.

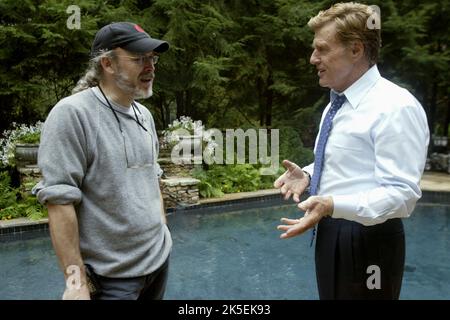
left=0, top=198, right=449, bottom=300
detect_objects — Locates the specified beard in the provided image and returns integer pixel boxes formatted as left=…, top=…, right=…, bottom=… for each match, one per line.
left=113, top=67, right=154, bottom=100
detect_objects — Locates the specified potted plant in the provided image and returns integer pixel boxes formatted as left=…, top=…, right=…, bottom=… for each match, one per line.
left=0, top=121, right=43, bottom=168
left=162, top=116, right=209, bottom=159
left=161, top=116, right=217, bottom=176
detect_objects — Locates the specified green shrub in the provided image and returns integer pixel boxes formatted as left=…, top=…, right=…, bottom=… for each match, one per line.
left=278, top=126, right=314, bottom=168
left=17, top=132, right=41, bottom=144
left=193, top=163, right=279, bottom=198
left=190, top=126, right=315, bottom=198
left=0, top=172, right=17, bottom=209
left=191, top=167, right=224, bottom=198
left=0, top=171, right=47, bottom=221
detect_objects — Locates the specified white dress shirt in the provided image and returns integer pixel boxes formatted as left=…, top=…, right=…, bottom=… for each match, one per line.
left=303, top=65, right=430, bottom=226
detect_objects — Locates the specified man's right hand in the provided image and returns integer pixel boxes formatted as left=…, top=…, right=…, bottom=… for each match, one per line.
left=273, top=160, right=310, bottom=203
left=62, top=283, right=91, bottom=300
left=62, top=264, right=91, bottom=300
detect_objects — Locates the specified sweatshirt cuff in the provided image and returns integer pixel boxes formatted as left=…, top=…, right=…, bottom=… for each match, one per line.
left=34, top=183, right=82, bottom=205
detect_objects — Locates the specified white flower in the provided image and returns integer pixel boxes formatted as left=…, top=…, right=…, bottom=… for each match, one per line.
left=0, top=121, right=43, bottom=168
left=162, top=117, right=217, bottom=158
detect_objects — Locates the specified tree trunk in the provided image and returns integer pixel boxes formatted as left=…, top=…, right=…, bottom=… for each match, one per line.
left=185, top=90, right=193, bottom=117
left=429, top=80, right=438, bottom=136
left=264, top=67, right=273, bottom=127
left=257, top=78, right=265, bottom=126
left=176, top=90, right=193, bottom=119
left=164, top=100, right=171, bottom=127
left=155, top=93, right=166, bottom=128
left=444, top=95, right=450, bottom=137
left=175, top=91, right=185, bottom=118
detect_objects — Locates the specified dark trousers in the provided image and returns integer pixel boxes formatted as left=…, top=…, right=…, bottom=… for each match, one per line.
left=92, top=257, right=170, bottom=300
left=315, top=217, right=405, bottom=300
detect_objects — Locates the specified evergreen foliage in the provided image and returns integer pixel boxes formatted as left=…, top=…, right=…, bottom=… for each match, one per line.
left=1, top=0, right=448, bottom=154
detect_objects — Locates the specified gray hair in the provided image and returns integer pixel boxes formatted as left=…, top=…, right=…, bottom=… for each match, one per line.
left=72, top=50, right=115, bottom=94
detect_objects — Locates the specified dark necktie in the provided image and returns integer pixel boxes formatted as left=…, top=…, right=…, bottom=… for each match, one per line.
left=309, top=94, right=346, bottom=246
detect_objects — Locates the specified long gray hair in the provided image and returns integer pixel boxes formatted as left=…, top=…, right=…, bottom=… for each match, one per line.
left=72, top=50, right=115, bottom=94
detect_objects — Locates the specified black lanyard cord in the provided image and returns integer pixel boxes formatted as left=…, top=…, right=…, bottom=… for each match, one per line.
left=98, top=85, right=148, bottom=133
left=98, top=85, right=123, bottom=133
left=131, top=102, right=148, bottom=132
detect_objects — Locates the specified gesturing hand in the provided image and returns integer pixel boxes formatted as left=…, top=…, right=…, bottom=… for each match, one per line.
left=277, top=196, right=333, bottom=239
left=274, top=160, right=310, bottom=203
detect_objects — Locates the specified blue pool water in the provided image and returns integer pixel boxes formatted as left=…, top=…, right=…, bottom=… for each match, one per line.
left=0, top=201, right=449, bottom=300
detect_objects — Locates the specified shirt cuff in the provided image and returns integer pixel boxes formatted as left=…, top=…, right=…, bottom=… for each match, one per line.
left=332, top=194, right=359, bottom=220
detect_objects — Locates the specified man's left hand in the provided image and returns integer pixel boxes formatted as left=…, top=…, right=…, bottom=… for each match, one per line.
left=277, top=196, right=334, bottom=239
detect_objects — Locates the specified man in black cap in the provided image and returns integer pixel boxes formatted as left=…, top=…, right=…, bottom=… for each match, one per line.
left=34, top=22, right=172, bottom=300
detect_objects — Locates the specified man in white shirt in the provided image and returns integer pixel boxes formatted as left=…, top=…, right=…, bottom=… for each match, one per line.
left=274, top=3, right=429, bottom=299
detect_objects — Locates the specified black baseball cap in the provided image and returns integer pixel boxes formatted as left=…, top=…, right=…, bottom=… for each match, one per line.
left=91, top=22, right=169, bottom=56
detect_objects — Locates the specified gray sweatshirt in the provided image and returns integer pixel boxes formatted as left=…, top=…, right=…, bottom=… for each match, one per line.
left=34, top=87, right=172, bottom=278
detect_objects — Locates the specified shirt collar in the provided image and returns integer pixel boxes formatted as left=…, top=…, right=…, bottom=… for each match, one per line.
left=330, top=64, right=381, bottom=109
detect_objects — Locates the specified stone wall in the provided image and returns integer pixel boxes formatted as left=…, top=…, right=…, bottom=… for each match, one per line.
left=160, top=177, right=200, bottom=209
left=158, top=157, right=196, bottom=177
left=157, top=137, right=201, bottom=208
left=158, top=146, right=201, bottom=208
left=17, top=165, right=42, bottom=194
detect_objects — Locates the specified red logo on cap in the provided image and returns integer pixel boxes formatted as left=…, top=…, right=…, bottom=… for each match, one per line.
left=134, top=24, right=145, bottom=33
